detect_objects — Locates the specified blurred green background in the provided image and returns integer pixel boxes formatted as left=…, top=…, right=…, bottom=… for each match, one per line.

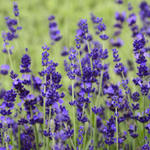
left=0, top=0, right=143, bottom=89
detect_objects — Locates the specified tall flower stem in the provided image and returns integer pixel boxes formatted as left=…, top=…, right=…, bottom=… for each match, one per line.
left=43, top=69, right=47, bottom=149
left=115, top=108, right=119, bottom=150
left=143, top=95, right=146, bottom=142
left=72, top=79, right=76, bottom=149
left=8, top=48, right=14, bottom=71
left=18, top=126, right=21, bottom=150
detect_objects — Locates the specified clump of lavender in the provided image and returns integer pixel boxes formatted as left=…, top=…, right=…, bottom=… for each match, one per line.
left=0, top=0, right=150, bottom=150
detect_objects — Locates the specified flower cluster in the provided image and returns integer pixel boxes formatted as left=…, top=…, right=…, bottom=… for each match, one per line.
left=0, top=1, right=150, bottom=150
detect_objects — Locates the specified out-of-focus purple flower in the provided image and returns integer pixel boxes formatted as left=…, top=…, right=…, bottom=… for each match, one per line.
left=115, top=12, right=126, bottom=23
left=115, top=0, right=123, bottom=4
left=100, top=34, right=109, bottom=40
left=110, top=38, right=123, bottom=48
left=48, top=15, right=62, bottom=43
left=0, top=65, right=10, bottom=75
left=128, top=3, right=133, bottom=11
left=13, top=2, right=19, bottom=17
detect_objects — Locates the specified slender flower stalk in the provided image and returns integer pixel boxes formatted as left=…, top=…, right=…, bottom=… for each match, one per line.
left=115, top=108, right=119, bottom=150
left=72, top=79, right=76, bottom=148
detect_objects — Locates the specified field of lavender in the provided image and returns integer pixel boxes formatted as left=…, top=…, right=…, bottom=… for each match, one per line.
left=0, top=0, right=150, bottom=149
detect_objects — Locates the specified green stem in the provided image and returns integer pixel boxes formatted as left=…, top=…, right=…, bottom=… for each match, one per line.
left=78, top=49, right=83, bottom=76
left=43, top=71, right=46, bottom=130
left=47, top=106, right=51, bottom=149
left=8, top=49, right=14, bottom=70
left=115, top=108, right=118, bottom=150
left=93, top=114, right=97, bottom=149
left=143, top=95, right=145, bottom=142
left=87, top=41, right=93, bottom=70
left=83, top=130, right=87, bottom=150
left=34, top=124, right=39, bottom=150
left=18, top=126, right=21, bottom=150
left=4, top=132, right=9, bottom=150
left=72, top=79, right=76, bottom=149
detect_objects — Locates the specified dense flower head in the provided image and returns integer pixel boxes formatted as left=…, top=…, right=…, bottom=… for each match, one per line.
left=4, top=89, right=16, bottom=103
left=127, top=13, right=137, bottom=26
left=101, top=116, right=116, bottom=145
left=112, top=48, right=121, bottom=62
left=114, top=62, right=127, bottom=77
left=137, top=64, right=149, bottom=77
left=77, top=19, right=88, bottom=36
left=131, top=92, right=140, bottom=102
left=20, top=53, right=31, bottom=73
left=133, top=34, right=146, bottom=50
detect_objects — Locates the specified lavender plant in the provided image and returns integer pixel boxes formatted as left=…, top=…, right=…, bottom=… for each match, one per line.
left=0, top=0, right=150, bottom=150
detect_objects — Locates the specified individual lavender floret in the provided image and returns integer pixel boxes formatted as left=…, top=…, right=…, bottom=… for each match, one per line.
left=48, top=15, right=62, bottom=43
left=10, top=70, right=18, bottom=79
left=20, top=53, right=31, bottom=73
left=128, top=125, right=138, bottom=138
left=100, top=34, right=109, bottom=40
left=127, top=13, right=139, bottom=37
left=13, top=2, right=19, bottom=17
left=115, top=12, right=126, bottom=24
left=112, top=48, right=121, bottom=62
left=131, top=92, right=140, bottom=102
left=114, top=62, right=127, bottom=77
left=77, top=19, right=88, bottom=37
left=0, top=64, right=10, bottom=75
left=137, top=64, right=149, bottom=78
left=133, top=34, right=145, bottom=51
